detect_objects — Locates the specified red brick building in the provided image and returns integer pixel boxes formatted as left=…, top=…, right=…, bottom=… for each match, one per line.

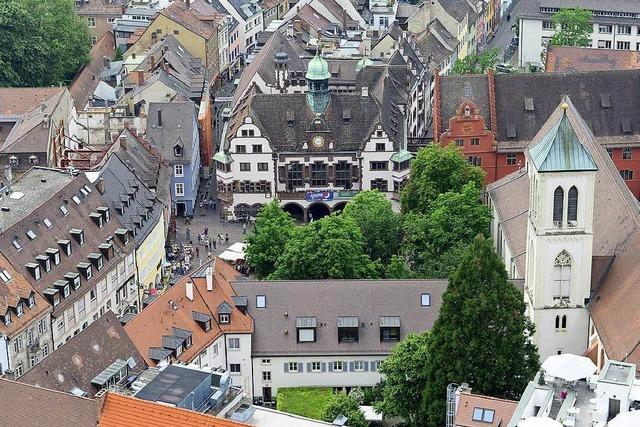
left=433, top=69, right=640, bottom=199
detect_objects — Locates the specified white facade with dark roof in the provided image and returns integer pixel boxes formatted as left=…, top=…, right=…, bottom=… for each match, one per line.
left=232, top=279, right=446, bottom=401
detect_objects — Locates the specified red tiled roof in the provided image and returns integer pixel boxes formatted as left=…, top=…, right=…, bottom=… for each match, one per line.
left=0, top=87, right=64, bottom=117
left=99, top=393, right=250, bottom=427
left=546, top=46, right=640, bottom=72
left=124, top=259, right=253, bottom=366
left=454, top=391, right=518, bottom=427
left=69, top=31, right=116, bottom=111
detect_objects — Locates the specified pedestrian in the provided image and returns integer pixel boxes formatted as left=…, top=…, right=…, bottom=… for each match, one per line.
left=213, top=239, right=217, bottom=250
left=197, top=233, right=201, bottom=243
left=186, top=227, right=191, bottom=240
left=213, top=201, right=217, bottom=211
left=195, top=246, right=200, bottom=258
left=205, top=227, right=209, bottom=236
left=218, top=233, right=223, bottom=243
left=242, top=223, right=247, bottom=234
left=207, top=251, right=212, bottom=259
left=225, top=232, right=229, bottom=243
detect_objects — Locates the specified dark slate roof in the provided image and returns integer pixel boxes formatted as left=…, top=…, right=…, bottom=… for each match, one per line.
left=232, top=279, right=447, bottom=356
left=440, top=74, right=489, bottom=132
left=146, top=101, right=198, bottom=163
left=494, top=70, right=640, bottom=143
left=227, top=0, right=261, bottom=19
left=245, top=92, right=386, bottom=151
left=437, top=0, right=474, bottom=22
left=0, top=379, right=99, bottom=427
left=135, top=364, right=210, bottom=404
left=18, top=311, right=145, bottom=397
left=95, top=153, right=164, bottom=246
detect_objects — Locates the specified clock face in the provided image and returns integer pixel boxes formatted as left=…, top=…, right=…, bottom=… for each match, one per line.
left=312, top=136, right=324, bottom=148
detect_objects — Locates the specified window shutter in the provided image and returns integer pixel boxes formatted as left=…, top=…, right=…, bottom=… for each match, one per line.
left=284, top=363, right=289, bottom=372
left=363, top=361, right=369, bottom=372
left=321, top=362, right=326, bottom=372
left=307, top=362, right=312, bottom=372
left=298, top=361, right=304, bottom=372
left=349, top=362, right=354, bottom=372
left=328, top=362, right=333, bottom=372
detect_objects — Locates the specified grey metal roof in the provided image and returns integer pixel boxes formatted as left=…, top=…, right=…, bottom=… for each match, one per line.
left=337, top=316, right=359, bottom=328
left=161, top=334, right=185, bottom=350
left=148, top=347, right=172, bottom=361
left=232, top=295, right=248, bottom=306
left=192, top=310, right=212, bottom=323
left=529, top=109, right=598, bottom=172
left=233, top=279, right=447, bottom=356
left=134, top=364, right=210, bottom=405
left=90, top=358, right=127, bottom=386
left=217, top=300, right=233, bottom=314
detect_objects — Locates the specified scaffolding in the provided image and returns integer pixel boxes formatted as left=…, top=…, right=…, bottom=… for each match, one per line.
left=446, top=383, right=458, bottom=427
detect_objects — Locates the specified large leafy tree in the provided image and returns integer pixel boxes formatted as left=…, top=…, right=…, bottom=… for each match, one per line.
left=550, top=8, right=592, bottom=47
left=245, top=200, right=296, bottom=279
left=422, top=235, right=539, bottom=426
left=451, top=48, right=500, bottom=75
left=322, top=393, right=368, bottom=427
left=401, top=144, right=485, bottom=215
left=342, top=190, right=401, bottom=264
left=0, top=0, right=91, bottom=87
left=375, top=331, right=430, bottom=425
left=269, top=214, right=378, bottom=280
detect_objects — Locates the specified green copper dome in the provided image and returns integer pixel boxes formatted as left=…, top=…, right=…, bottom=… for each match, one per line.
left=306, top=54, right=330, bottom=80
left=356, top=56, right=373, bottom=72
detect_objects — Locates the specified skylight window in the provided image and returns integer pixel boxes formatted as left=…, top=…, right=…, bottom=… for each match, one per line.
left=12, top=239, right=22, bottom=251
left=26, top=229, right=37, bottom=240
left=43, top=218, right=53, bottom=228
left=72, top=195, right=81, bottom=205
left=60, top=205, right=69, bottom=216
left=472, top=408, right=495, bottom=423
left=80, top=187, right=89, bottom=197
left=0, top=269, right=12, bottom=283
left=83, top=185, right=92, bottom=193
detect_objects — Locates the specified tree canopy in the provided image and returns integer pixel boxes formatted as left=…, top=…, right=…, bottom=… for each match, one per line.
left=451, top=48, right=501, bottom=75
left=245, top=200, right=296, bottom=279
left=322, top=392, right=368, bottom=427
left=421, top=235, right=539, bottom=426
left=375, top=331, right=430, bottom=425
left=342, top=190, right=401, bottom=264
left=550, top=8, right=592, bottom=47
left=400, top=144, right=485, bottom=215
left=269, top=213, right=379, bottom=280
left=0, top=0, right=91, bottom=87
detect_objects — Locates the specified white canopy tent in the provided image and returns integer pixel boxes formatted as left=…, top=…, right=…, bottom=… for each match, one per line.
left=518, top=417, right=563, bottom=427
left=541, top=354, right=597, bottom=382
left=218, top=242, right=247, bottom=262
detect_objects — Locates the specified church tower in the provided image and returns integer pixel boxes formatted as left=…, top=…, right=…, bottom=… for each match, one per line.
left=305, top=49, right=330, bottom=114
left=524, top=100, right=598, bottom=360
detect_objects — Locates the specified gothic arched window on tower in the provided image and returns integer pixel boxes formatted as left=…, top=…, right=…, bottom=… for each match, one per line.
left=553, top=186, right=564, bottom=224
left=553, top=250, right=572, bottom=301
left=555, top=315, right=560, bottom=329
left=567, top=186, right=578, bottom=224
left=561, top=315, right=567, bottom=329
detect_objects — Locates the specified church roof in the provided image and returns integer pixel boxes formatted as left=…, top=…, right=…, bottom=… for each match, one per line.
left=305, top=53, right=330, bottom=80
left=528, top=104, right=598, bottom=172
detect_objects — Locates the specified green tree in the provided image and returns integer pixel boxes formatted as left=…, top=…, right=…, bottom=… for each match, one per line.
left=245, top=200, right=296, bottom=279
left=322, top=392, right=368, bottom=427
left=375, top=331, right=430, bottom=425
left=384, top=254, right=414, bottom=279
left=422, top=235, right=539, bottom=426
left=342, top=190, right=401, bottom=264
left=401, top=144, right=485, bottom=215
left=550, top=8, right=592, bottom=47
left=451, top=48, right=500, bottom=75
left=114, top=46, right=124, bottom=61
left=0, top=0, right=91, bottom=87
left=269, top=213, right=378, bottom=280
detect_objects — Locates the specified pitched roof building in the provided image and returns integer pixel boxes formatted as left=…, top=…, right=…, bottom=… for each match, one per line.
left=545, top=45, right=640, bottom=73
left=0, top=167, right=138, bottom=347
left=453, top=386, right=518, bottom=427
left=18, top=311, right=145, bottom=397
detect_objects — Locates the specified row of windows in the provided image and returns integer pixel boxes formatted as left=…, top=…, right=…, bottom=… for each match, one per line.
left=552, top=186, right=579, bottom=225
left=283, top=360, right=383, bottom=374
left=455, top=137, right=480, bottom=147
left=607, top=148, right=633, bottom=159
left=239, top=162, right=269, bottom=171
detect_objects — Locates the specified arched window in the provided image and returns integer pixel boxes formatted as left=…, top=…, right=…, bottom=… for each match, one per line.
left=553, top=186, right=564, bottom=223
left=553, top=250, right=572, bottom=300
left=555, top=315, right=560, bottom=329
left=568, top=186, right=578, bottom=223
left=561, top=315, right=567, bottom=329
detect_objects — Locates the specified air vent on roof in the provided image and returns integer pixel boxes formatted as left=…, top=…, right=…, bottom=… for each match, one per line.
left=622, top=119, right=632, bottom=134
left=524, top=97, right=534, bottom=112
left=506, top=123, right=516, bottom=139
left=601, top=93, right=611, bottom=108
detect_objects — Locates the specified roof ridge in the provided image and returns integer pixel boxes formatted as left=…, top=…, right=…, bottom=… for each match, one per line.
left=0, top=377, right=96, bottom=401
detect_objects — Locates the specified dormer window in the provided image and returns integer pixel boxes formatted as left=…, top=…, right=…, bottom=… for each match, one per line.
left=27, top=293, right=35, bottom=308
left=36, top=255, right=51, bottom=272
left=25, top=263, right=41, bottom=281
left=58, top=239, right=72, bottom=256
left=99, top=242, right=114, bottom=260
left=115, top=228, right=129, bottom=245
left=88, top=253, right=103, bottom=271
left=12, top=238, right=22, bottom=251
left=80, top=187, right=89, bottom=197
left=65, top=273, right=81, bottom=291
left=83, top=185, right=92, bottom=194
left=77, top=262, right=92, bottom=280
left=26, top=229, right=37, bottom=240
left=70, top=229, right=85, bottom=245
left=380, top=316, right=400, bottom=342
left=8, top=156, right=18, bottom=167
left=0, top=269, right=12, bottom=283
left=59, top=204, right=69, bottom=216
left=193, top=311, right=212, bottom=331
left=44, top=288, right=60, bottom=306
left=337, top=316, right=359, bottom=343
left=16, top=302, right=24, bottom=317
left=97, top=206, right=110, bottom=223
left=219, top=314, right=230, bottom=324
left=174, top=144, right=183, bottom=157
left=46, top=248, right=61, bottom=265
left=296, top=317, right=317, bottom=343
left=90, top=212, right=103, bottom=228
left=4, top=310, right=11, bottom=326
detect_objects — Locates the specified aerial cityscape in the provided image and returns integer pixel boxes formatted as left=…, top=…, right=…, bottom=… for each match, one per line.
left=2, top=0, right=640, bottom=426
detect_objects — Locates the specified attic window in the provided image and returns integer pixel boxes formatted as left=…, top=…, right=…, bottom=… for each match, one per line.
left=65, top=272, right=81, bottom=291
left=70, top=228, right=85, bottom=245
left=46, top=248, right=61, bottom=265
left=0, top=269, right=12, bottom=283
left=506, top=123, right=517, bottom=139
left=59, top=205, right=69, bottom=216
left=58, top=239, right=72, bottom=256
left=524, top=97, right=534, bottom=112
left=25, top=263, right=41, bottom=281
left=90, top=212, right=103, bottom=228
left=600, top=93, right=611, bottom=108
left=43, top=218, right=53, bottom=228
left=26, top=229, right=37, bottom=240
left=44, top=289, right=60, bottom=306
left=296, top=317, right=317, bottom=343
left=88, top=253, right=104, bottom=271
left=99, top=242, right=114, bottom=260
left=622, top=119, right=632, bottom=134
left=115, top=228, right=130, bottom=245
left=77, top=262, right=92, bottom=280
left=36, top=255, right=51, bottom=272
left=9, top=156, right=18, bottom=167
left=286, top=110, right=294, bottom=126
left=72, top=195, right=81, bottom=205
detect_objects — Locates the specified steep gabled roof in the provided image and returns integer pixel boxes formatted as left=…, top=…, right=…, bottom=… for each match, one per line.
left=69, top=31, right=116, bottom=111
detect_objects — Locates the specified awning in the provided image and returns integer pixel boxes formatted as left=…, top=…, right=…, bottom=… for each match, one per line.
left=390, top=149, right=413, bottom=163
left=219, top=250, right=244, bottom=262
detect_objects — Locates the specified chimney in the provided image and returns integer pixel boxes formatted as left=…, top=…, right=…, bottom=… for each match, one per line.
left=157, top=109, right=162, bottom=126
left=206, top=266, right=213, bottom=291
left=294, top=19, right=301, bottom=33
left=151, top=32, right=157, bottom=43
left=150, top=54, right=155, bottom=70
left=361, top=86, right=368, bottom=97
left=103, top=56, right=111, bottom=68
left=287, top=23, right=294, bottom=38
left=118, top=134, right=127, bottom=148
left=137, top=70, right=144, bottom=84
left=96, top=177, right=105, bottom=194
left=185, top=281, right=194, bottom=301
